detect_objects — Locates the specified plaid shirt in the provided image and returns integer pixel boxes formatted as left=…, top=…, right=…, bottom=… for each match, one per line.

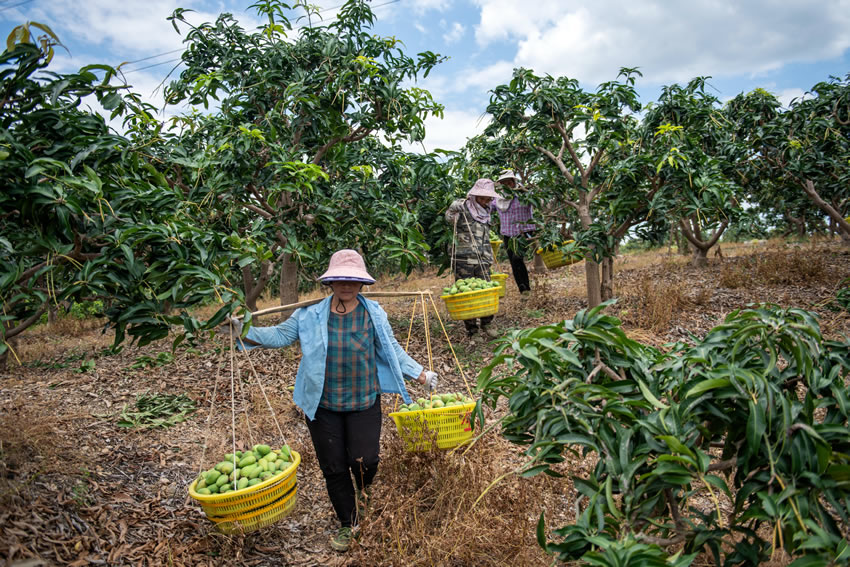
left=320, top=303, right=379, bottom=411
left=494, top=198, right=535, bottom=237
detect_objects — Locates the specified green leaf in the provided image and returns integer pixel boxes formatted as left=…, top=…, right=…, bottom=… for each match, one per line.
left=685, top=378, right=730, bottom=398
left=535, top=512, right=548, bottom=551
left=635, top=378, right=669, bottom=409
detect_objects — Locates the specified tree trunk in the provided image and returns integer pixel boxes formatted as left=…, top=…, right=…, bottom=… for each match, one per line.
left=585, top=260, right=602, bottom=308
left=278, top=253, right=300, bottom=322
left=692, top=247, right=709, bottom=267
left=674, top=225, right=689, bottom=255
left=577, top=199, right=602, bottom=308
left=601, top=256, right=614, bottom=301
left=784, top=211, right=806, bottom=238
left=801, top=179, right=850, bottom=245
left=532, top=252, right=546, bottom=273
left=679, top=216, right=728, bottom=268
left=242, top=261, right=274, bottom=313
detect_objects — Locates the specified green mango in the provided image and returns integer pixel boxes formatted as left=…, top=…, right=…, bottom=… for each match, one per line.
left=253, top=444, right=272, bottom=456
left=279, top=445, right=292, bottom=461
left=238, top=454, right=256, bottom=468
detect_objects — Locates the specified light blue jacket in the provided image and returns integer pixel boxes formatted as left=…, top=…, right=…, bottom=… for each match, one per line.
left=241, top=295, right=422, bottom=420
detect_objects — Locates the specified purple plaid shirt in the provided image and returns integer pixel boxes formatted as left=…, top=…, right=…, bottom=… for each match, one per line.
left=493, top=198, right=535, bottom=237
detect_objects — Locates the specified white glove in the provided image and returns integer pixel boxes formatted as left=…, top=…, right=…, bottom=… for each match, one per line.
left=220, top=316, right=243, bottom=339
left=424, top=371, right=438, bottom=392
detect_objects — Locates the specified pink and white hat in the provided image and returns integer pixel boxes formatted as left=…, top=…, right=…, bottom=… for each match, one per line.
left=318, top=249, right=376, bottom=284
left=466, top=178, right=501, bottom=199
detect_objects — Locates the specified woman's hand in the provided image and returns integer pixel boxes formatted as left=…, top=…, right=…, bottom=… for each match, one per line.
left=219, top=316, right=243, bottom=338
left=417, top=370, right=438, bottom=391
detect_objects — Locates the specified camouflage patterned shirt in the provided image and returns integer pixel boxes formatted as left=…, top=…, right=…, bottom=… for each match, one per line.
left=445, top=198, right=493, bottom=271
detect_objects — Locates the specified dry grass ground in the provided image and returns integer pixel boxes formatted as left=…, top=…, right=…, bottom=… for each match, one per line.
left=1, top=239, right=848, bottom=566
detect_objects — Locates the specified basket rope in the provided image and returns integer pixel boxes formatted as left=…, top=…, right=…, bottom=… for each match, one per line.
left=391, top=290, right=476, bottom=413
left=425, top=292, right=475, bottom=397
left=233, top=335, right=255, bottom=449
left=235, top=333, right=288, bottom=446
left=194, top=327, right=290, bottom=486
left=197, top=346, right=226, bottom=479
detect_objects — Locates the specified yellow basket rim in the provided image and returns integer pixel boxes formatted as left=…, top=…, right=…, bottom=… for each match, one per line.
left=535, top=240, right=576, bottom=255
left=490, top=272, right=508, bottom=277
left=388, top=400, right=475, bottom=418
left=489, top=239, right=502, bottom=244
left=188, top=450, right=301, bottom=503
left=439, top=287, right=499, bottom=300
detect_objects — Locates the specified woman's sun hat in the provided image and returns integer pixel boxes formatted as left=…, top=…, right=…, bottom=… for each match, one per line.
left=318, top=249, right=376, bottom=284
left=466, top=178, right=501, bottom=199
left=497, top=170, right=517, bottom=183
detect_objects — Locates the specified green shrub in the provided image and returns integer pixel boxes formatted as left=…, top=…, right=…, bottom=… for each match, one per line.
left=477, top=301, right=850, bottom=565
left=69, top=300, right=106, bottom=320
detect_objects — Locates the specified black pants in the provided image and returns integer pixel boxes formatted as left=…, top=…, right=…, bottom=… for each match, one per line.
left=504, top=233, right=532, bottom=292
left=305, top=396, right=382, bottom=528
left=454, top=263, right=494, bottom=334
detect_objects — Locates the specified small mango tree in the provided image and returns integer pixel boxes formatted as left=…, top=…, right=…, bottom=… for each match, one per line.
left=483, top=68, right=645, bottom=308
left=476, top=302, right=850, bottom=565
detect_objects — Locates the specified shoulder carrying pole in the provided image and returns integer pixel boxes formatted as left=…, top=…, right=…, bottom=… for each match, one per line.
left=247, top=290, right=434, bottom=318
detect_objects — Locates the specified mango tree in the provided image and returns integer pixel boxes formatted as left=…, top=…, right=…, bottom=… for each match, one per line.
left=641, top=78, right=745, bottom=266
left=726, top=78, right=850, bottom=243
left=0, top=31, right=248, bottom=366
left=159, top=0, right=446, bottom=310
left=484, top=68, right=685, bottom=306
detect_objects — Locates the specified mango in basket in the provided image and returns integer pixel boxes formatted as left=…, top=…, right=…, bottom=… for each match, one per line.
left=442, top=277, right=499, bottom=296
left=397, top=393, right=475, bottom=411
left=195, top=444, right=294, bottom=495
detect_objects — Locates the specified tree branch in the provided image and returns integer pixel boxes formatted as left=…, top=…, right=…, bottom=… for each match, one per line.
left=707, top=458, right=736, bottom=472
left=554, top=120, right=585, bottom=181
left=584, top=148, right=606, bottom=188
left=4, top=303, right=48, bottom=340
left=536, top=145, right=575, bottom=185
left=704, top=220, right=729, bottom=248
left=246, top=182, right=276, bottom=216
left=802, top=179, right=850, bottom=236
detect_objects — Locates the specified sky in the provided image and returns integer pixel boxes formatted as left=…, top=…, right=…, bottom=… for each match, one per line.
left=2, top=0, right=850, bottom=154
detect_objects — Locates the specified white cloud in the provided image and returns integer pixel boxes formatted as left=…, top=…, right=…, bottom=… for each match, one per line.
left=442, top=21, right=465, bottom=45
left=415, top=109, right=491, bottom=153
left=448, top=60, right=514, bottom=94
left=775, top=87, right=811, bottom=109
left=472, top=0, right=850, bottom=87
left=411, top=0, right=452, bottom=16
left=17, top=0, right=264, bottom=63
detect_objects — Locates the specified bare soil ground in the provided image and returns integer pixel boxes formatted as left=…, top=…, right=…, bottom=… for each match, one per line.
left=1, top=239, right=848, bottom=567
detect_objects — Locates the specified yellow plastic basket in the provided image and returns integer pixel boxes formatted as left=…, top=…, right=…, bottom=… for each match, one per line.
left=535, top=241, right=581, bottom=270
left=490, top=273, right=508, bottom=298
left=490, top=239, right=502, bottom=259
left=188, top=450, right=300, bottom=534
left=440, top=287, right=499, bottom=320
left=389, top=401, right=476, bottom=452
